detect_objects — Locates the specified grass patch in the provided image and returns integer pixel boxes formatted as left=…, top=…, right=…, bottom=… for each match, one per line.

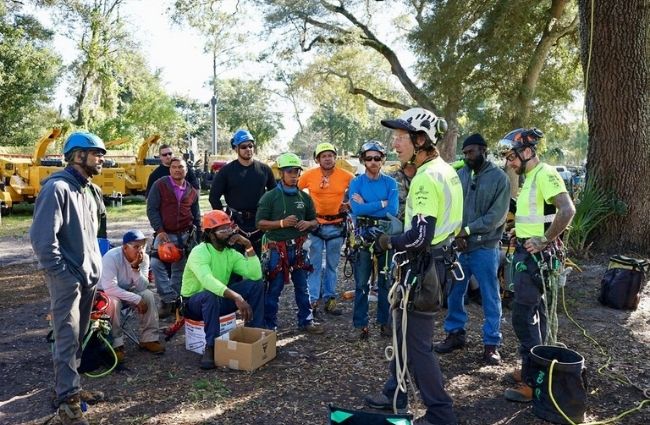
left=188, top=377, right=231, bottom=402
left=0, top=203, right=35, bottom=238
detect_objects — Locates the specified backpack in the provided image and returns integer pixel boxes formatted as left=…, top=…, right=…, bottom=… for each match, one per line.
left=598, top=255, right=649, bottom=310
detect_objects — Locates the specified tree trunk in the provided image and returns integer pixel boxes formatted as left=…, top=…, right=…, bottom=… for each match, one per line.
left=579, top=0, right=650, bottom=253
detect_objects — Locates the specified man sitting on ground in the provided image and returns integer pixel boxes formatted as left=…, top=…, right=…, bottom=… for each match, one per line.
left=181, top=210, right=264, bottom=369
left=98, top=230, right=165, bottom=361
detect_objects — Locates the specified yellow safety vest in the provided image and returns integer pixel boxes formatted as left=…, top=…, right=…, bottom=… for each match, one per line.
left=514, top=162, right=567, bottom=238
left=405, top=157, right=463, bottom=246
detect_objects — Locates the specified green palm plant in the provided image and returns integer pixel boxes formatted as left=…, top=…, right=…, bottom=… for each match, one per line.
left=565, top=178, right=626, bottom=256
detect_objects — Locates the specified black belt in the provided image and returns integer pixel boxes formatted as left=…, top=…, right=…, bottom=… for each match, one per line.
left=228, top=207, right=256, bottom=220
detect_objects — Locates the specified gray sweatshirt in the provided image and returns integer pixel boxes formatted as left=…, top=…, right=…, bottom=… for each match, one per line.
left=30, top=170, right=103, bottom=287
left=457, top=160, right=510, bottom=252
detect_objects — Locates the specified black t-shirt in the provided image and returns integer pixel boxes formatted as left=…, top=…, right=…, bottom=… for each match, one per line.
left=144, top=165, right=199, bottom=198
left=209, top=160, right=276, bottom=211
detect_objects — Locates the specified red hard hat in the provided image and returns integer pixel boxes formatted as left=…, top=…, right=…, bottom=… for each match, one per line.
left=158, top=242, right=183, bottom=263
left=202, top=210, right=232, bottom=230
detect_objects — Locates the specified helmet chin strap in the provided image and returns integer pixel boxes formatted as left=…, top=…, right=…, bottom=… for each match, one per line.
left=515, top=146, right=536, bottom=174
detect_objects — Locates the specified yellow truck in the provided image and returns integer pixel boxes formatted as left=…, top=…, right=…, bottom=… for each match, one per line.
left=0, top=129, right=152, bottom=213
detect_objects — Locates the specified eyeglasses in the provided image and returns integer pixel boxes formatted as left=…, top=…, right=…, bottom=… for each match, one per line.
left=160, top=152, right=173, bottom=157
left=238, top=144, right=254, bottom=150
left=504, top=152, right=517, bottom=162
left=126, top=243, right=146, bottom=251
left=364, top=156, right=382, bottom=162
left=391, top=133, right=411, bottom=143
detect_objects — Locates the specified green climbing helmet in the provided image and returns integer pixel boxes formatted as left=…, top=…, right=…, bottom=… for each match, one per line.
left=276, top=152, right=303, bottom=170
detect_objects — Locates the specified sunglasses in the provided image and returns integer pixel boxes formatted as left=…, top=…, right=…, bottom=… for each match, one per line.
left=160, top=152, right=173, bottom=157
left=364, top=156, right=382, bottom=162
left=238, top=144, right=254, bottom=150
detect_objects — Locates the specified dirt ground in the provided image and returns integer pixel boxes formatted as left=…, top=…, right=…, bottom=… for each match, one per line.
left=0, top=249, right=649, bottom=424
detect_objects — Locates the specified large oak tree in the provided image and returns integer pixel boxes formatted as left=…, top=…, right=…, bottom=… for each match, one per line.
left=578, top=0, right=650, bottom=253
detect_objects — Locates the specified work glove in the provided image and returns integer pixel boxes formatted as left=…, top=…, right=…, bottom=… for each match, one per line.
left=377, top=233, right=392, bottom=252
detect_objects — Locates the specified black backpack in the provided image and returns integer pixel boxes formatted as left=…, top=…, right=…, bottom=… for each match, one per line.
left=598, top=255, right=649, bottom=310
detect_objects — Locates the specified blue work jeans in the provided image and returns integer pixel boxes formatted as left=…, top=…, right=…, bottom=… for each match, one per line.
left=352, top=248, right=391, bottom=329
left=151, top=232, right=189, bottom=304
left=264, top=246, right=313, bottom=329
left=382, top=309, right=457, bottom=424
left=184, top=279, right=265, bottom=347
left=307, top=225, right=345, bottom=303
left=443, top=246, right=502, bottom=346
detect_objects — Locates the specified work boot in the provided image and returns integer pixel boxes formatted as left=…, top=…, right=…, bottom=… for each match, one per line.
left=112, top=346, right=125, bottom=363
left=482, top=345, right=501, bottom=365
left=299, top=321, right=325, bottom=335
left=158, top=302, right=175, bottom=319
left=311, top=301, right=323, bottom=320
left=511, top=368, right=522, bottom=383
left=504, top=382, right=533, bottom=402
left=434, top=331, right=466, bottom=354
left=51, top=389, right=105, bottom=409
left=379, top=324, right=392, bottom=338
left=324, top=298, right=343, bottom=316
left=364, top=393, right=407, bottom=412
left=200, top=345, right=216, bottom=370
left=57, top=394, right=88, bottom=425
left=139, top=341, right=165, bottom=354
left=347, top=326, right=369, bottom=341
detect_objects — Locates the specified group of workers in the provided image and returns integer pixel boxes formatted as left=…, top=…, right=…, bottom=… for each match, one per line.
left=29, top=106, right=575, bottom=425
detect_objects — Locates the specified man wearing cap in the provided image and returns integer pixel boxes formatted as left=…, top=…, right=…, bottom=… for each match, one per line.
left=98, top=230, right=164, bottom=361
left=30, top=131, right=107, bottom=425
left=298, top=142, right=354, bottom=317
left=435, top=133, right=510, bottom=365
left=181, top=210, right=265, bottom=369
left=257, top=152, right=324, bottom=334
left=209, top=129, right=276, bottom=257
left=145, top=144, right=199, bottom=198
left=364, top=108, right=461, bottom=425
left=147, top=157, right=201, bottom=317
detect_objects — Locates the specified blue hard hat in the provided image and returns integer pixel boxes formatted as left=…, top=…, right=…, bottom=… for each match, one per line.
left=63, top=131, right=106, bottom=155
left=358, top=140, right=387, bottom=157
left=230, top=129, right=255, bottom=149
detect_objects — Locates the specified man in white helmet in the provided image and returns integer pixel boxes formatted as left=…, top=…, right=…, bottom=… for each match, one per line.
left=365, top=108, right=461, bottom=425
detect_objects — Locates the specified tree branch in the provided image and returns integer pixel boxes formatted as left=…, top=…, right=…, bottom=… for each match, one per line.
left=325, top=69, right=411, bottom=110
left=319, top=0, right=436, bottom=111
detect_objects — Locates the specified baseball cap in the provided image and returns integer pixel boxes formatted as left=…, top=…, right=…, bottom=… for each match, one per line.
left=123, top=229, right=146, bottom=245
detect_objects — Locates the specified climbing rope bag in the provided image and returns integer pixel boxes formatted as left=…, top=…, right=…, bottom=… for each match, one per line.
left=598, top=255, right=649, bottom=310
left=78, top=291, right=117, bottom=375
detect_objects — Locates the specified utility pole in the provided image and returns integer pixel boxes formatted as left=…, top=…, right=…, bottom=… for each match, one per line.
left=211, top=51, right=218, bottom=154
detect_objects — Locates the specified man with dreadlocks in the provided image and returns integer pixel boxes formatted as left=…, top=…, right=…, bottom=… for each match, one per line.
left=364, top=108, right=462, bottom=425
left=181, top=210, right=264, bottom=370
left=497, top=128, right=575, bottom=403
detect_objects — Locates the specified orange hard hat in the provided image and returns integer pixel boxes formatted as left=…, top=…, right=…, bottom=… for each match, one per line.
left=158, top=242, right=183, bottom=263
left=202, top=210, right=232, bottom=230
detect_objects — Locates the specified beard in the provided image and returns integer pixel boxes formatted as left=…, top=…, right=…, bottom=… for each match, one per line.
left=465, top=154, right=485, bottom=170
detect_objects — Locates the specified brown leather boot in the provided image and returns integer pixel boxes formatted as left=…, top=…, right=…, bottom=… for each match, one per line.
left=57, top=394, right=88, bottom=425
left=504, top=382, right=533, bottom=402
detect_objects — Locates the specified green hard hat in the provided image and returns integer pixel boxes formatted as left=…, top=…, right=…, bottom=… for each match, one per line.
left=276, top=152, right=303, bottom=169
left=313, top=142, right=337, bottom=159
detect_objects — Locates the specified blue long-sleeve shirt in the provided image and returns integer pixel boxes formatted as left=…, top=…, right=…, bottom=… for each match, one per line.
left=349, top=172, right=399, bottom=219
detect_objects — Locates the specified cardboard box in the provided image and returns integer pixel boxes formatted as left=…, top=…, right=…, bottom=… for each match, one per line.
left=215, top=327, right=276, bottom=371
left=184, top=312, right=237, bottom=354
